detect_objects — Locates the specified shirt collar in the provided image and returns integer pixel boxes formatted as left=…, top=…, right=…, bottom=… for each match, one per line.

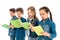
left=41, top=18, right=50, bottom=23
left=12, top=16, right=16, bottom=19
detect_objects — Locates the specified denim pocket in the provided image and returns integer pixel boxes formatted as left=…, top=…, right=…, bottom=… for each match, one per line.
left=43, top=25, right=50, bottom=32
left=9, top=28, right=15, bottom=36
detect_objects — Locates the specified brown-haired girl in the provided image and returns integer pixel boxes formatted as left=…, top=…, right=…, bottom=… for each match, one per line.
left=27, top=6, right=39, bottom=40
left=38, top=6, right=57, bottom=40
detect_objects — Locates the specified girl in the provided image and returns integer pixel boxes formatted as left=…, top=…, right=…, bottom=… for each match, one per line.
left=38, top=6, right=57, bottom=40
left=27, top=6, right=39, bottom=40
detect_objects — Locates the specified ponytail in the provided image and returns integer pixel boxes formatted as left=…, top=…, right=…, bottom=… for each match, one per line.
left=39, top=6, right=53, bottom=21
left=49, top=11, right=53, bottom=21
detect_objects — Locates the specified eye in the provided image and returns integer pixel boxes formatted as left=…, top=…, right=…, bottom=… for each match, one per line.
left=40, top=13, right=44, bottom=15
left=42, top=13, right=45, bottom=15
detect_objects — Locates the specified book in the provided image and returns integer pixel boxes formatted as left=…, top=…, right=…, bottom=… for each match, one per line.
left=33, top=25, right=44, bottom=36
left=10, top=19, right=22, bottom=28
left=22, top=22, right=30, bottom=30
left=2, top=24, right=10, bottom=29
left=10, top=19, right=29, bottom=29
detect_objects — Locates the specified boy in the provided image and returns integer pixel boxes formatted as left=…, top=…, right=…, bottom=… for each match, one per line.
left=8, top=8, right=17, bottom=40
left=15, top=8, right=26, bottom=40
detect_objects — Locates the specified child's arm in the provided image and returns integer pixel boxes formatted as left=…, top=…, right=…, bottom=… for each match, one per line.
left=30, top=19, right=39, bottom=32
left=29, top=23, right=35, bottom=32
left=41, top=32, right=50, bottom=37
left=49, top=22, right=57, bottom=38
left=41, top=22, right=57, bottom=38
left=9, top=22, right=15, bottom=29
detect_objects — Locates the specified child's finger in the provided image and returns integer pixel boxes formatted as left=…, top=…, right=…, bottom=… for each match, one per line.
left=31, top=29, right=34, bottom=32
left=40, top=32, right=44, bottom=34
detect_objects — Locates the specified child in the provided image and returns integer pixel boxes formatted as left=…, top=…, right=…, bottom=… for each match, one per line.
left=8, top=8, right=17, bottom=40
left=38, top=6, right=57, bottom=40
left=15, top=8, right=26, bottom=40
left=27, top=6, right=39, bottom=40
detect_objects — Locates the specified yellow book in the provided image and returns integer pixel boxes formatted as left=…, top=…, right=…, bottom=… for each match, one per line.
left=33, top=25, right=44, bottom=36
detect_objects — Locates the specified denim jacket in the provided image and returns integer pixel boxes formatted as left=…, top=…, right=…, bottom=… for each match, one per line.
left=39, top=18, right=57, bottom=39
left=8, top=16, right=17, bottom=36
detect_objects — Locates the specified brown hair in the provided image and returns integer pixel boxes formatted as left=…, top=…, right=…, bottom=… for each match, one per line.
left=16, top=8, right=24, bottom=14
left=27, top=6, right=37, bottom=19
left=39, top=6, right=53, bottom=21
left=9, top=8, right=15, bottom=13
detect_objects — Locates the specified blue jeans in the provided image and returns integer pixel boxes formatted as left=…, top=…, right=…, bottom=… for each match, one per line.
left=16, top=38, right=25, bottom=40
left=10, top=35, right=15, bottom=40
left=8, top=28, right=16, bottom=36
left=28, top=36, right=38, bottom=40
left=38, top=36, right=52, bottom=40
left=15, top=28, right=25, bottom=40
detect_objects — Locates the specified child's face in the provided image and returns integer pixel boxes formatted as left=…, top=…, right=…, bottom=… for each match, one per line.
left=10, top=11, right=15, bottom=17
left=16, top=11, right=22, bottom=18
left=28, top=9, right=34, bottom=18
left=39, top=10, right=48, bottom=20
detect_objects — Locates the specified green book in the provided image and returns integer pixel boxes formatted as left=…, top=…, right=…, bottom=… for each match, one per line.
left=33, top=25, right=44, bottom=36
left=22, top=22, right=30, bottom=30
left=2, top=24, right=10, bottom=29
left=10, top=19, right=30, bottom=29
left=10, top=19, right=22, bottom=28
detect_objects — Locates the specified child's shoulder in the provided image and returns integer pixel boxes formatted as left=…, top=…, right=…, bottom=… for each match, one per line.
left=12, top=16, right=18, bottom=20
left=46, top=19, right=55, bottom=26
left=21, top=17, right=26, bottom=22
left=14, top=16, right=18, bottom=19
left=21, top=17, right=26, bottom=20
left=38, top=20, right=42, bottom=24
left=34, top=18, right=39, bottom=22
left=39, top=20, right=55, bottom=27
left=50, top=21, right=55, bottom=26
left=35, top=18, right=39, bottom=20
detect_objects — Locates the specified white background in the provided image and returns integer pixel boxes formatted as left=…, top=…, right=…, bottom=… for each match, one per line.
left=0, top=0, right=60, bottom=40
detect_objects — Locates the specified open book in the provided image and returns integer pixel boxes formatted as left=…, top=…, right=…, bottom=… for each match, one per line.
left=33, top=25, right=44, bottom=36
left=10, top=19, right=29, bottom=29
left=2, top=24, right=10, bottom=29
left=10, top=19, right=22, bottom=28
left=22, top=22, right=30, bottom=29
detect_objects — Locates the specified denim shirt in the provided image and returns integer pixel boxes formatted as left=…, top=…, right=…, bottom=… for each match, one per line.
left=39, top=18, right=57, bottom=39
left=8, top=16, right=18, bottom=36
left=27, top=18, right=39, bottom=37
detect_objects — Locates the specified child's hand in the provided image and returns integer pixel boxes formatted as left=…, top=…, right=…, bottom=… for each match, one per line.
left=41, top=32, right=50, bottom=37
left=29, top=24, right=33, bottom=29
left=28, top=23, right=34, bottom=32
left=31, top=28, right=34, bottom=32
left=9, top=25, right=14, bottom=29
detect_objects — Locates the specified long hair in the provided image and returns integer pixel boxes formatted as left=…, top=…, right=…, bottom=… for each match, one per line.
left=27, top=6, right=38, bottom=20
